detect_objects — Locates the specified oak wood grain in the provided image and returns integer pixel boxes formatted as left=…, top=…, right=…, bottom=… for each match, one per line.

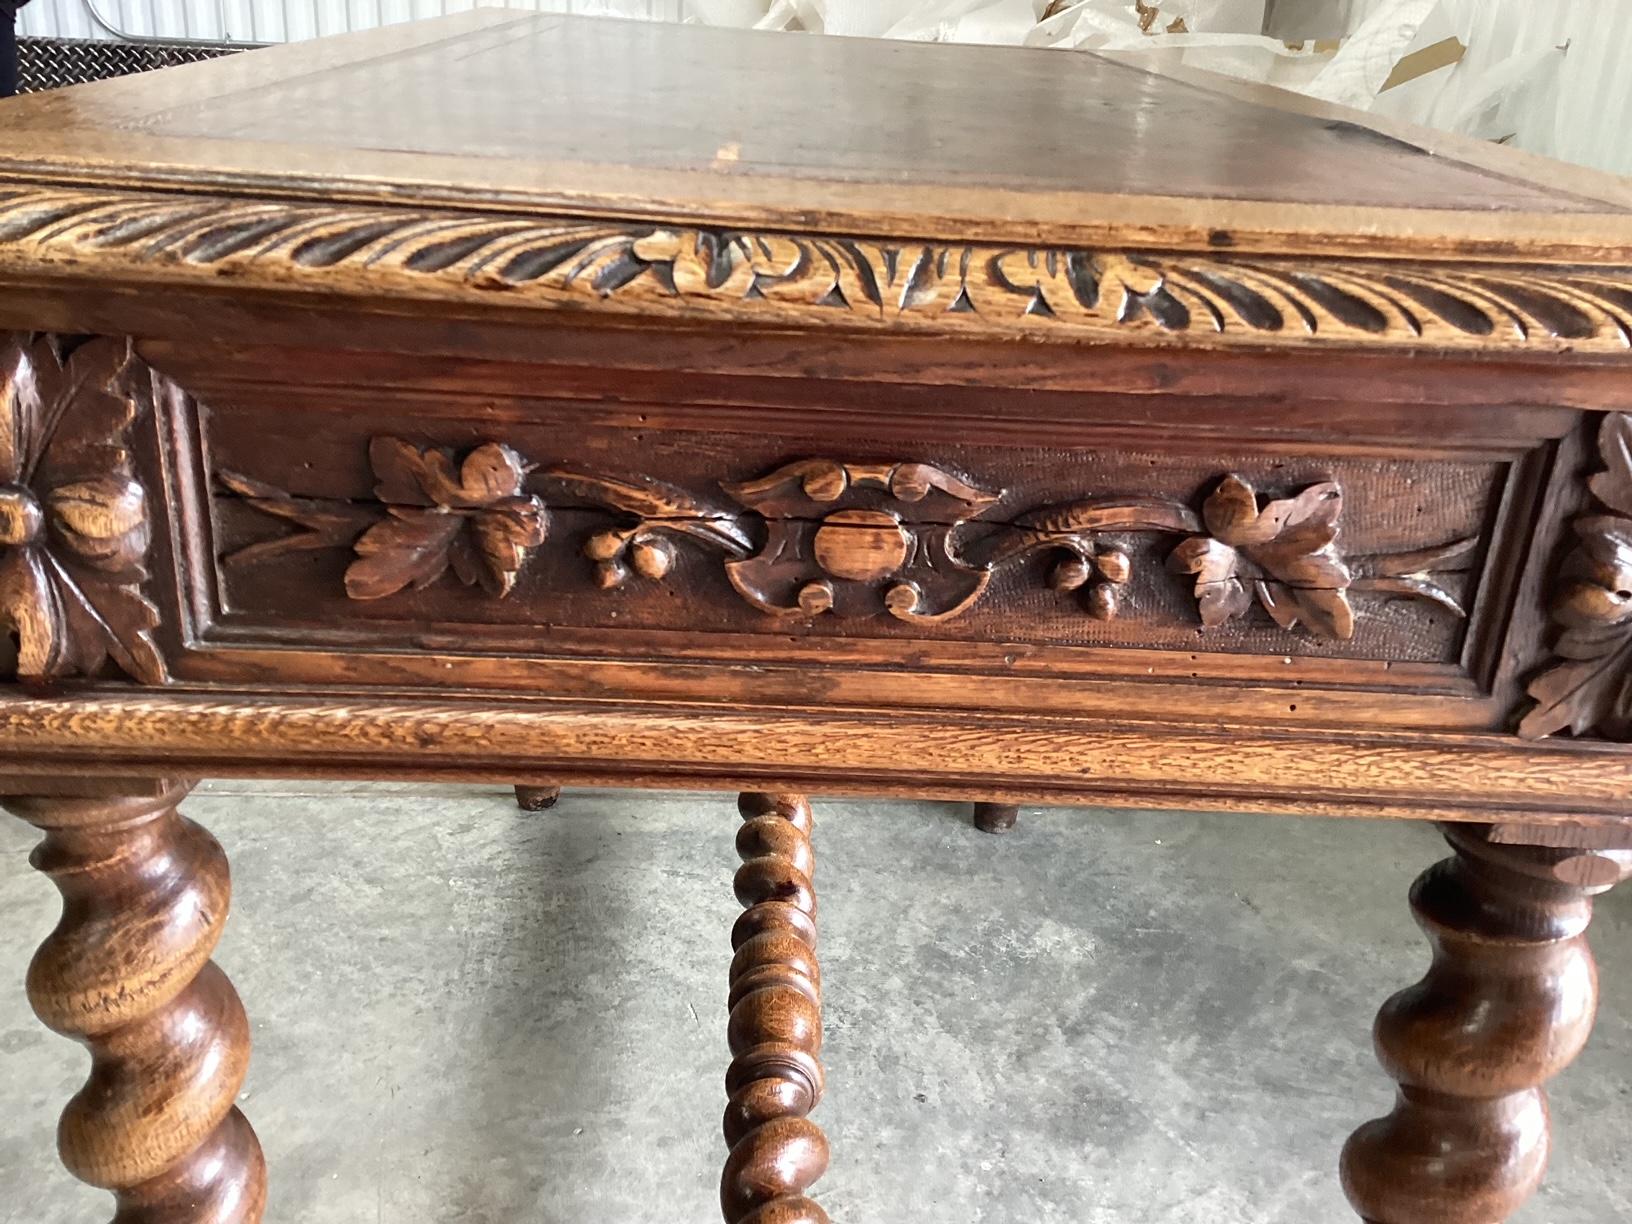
left=1, top=780, right=266, bottom=1222
left=1342, top=824, right=1630, bottom=1223
left=725, top=792, right=827, bottom=1224
left=1, top=185, right=1629, bottom=354
left=4, top=693, right=1632, bottom=825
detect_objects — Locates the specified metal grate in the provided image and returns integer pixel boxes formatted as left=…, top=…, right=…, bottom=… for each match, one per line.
left=18, top=1, right=685, bottom=46
left=16, top=34, right=249, bottom=91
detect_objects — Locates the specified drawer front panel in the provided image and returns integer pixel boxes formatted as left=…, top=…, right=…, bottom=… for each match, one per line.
left=198, top=399, right=1503, bottom=663
left=125, top=341, right=1575, bottom=733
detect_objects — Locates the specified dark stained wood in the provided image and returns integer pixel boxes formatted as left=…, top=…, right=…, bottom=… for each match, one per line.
left=513, top=784, right=561, bottom=812
left=1521, top=412, right=1632, bottom=740
left=973, top=803, right=1020, bottom=834
left=0, top=778, right=265, bottom=1222
left=725, top=792, right=827, bottom=1224
left=1, top=13, right=1631, bottom=1222
left=1342, top=823, right=1631, bottom=1223
left=129, top=352, right=1553, bottom=739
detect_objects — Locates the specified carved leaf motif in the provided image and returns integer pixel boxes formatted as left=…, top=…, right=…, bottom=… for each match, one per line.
left=1519, top=649, right=1632, bottom=739
left=345, top=510, right=463, bottom=600
left=7, top=187, right=1632, bottom=353
left=1351, top=535, right=1477, bottom=618
left=1589, top=414, right=1632, bottom=518
left=217, top=470, right=376, bottom=568
left=0, top=547, right=60, bottom=676
left=1521, top=422, right=1632, bottom=739
left=1170, top=476, right=1354, bottom=640
left=0, top=333, right=164, bottom=684
left=1169, top=535, right=1252, bottom=627
left=470, top=498, right=552, bottom=594
left=368, top=437, right=532, bottom=509
left=549, top=467, right=756, bottom=559
left=343, top=438, right=547, bottom=601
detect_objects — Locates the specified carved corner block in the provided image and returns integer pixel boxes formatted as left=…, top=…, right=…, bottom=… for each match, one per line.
left=0, top=333, right=166, bottom=686
left=1521, top=413, right=1632, bottom=740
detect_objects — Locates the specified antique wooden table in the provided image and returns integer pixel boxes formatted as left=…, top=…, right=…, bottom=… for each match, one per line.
left=2, top=11, right=1631, bottom=1222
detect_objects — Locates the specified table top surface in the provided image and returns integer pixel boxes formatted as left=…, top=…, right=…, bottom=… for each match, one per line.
left=1, top=10, right=1628, bottom=257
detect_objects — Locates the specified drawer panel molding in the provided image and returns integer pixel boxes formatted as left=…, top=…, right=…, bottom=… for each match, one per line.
left=219, top=435, right=1475, bottom=642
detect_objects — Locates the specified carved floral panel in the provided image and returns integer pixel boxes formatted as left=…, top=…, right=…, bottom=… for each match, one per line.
left=220, top=436, right=1477, bottom=645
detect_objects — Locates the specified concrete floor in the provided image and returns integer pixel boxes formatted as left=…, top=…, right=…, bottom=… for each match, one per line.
left=1, top=784, right=1628, bottom=1223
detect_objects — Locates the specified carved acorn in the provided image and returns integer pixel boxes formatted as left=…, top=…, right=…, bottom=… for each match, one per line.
left=1047, top=555, right=1092, bottom=592
left=1086, top=583, right=1119, bottom=621
left=1095, top=546, right=1132, bottom=585
left=0, top=335, right=164, bottom=684
left=630, top=537, right=676, bottom=581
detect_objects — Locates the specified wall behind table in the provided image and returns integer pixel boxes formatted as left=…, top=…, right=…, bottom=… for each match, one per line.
left=1317, top=0, right=1631, bottom=177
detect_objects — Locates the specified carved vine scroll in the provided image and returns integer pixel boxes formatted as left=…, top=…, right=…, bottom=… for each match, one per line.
left=1521, top=414, right=1632, bottom=740
left=0, top=334, right=165, bottom=685
left=721, top=460, right=997, bottom=622
left=222, top=441, right=1475, bottom=643
left=3, top=185, right=1632, bottom=354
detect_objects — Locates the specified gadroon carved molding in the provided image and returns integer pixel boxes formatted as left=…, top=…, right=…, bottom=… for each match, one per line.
left=221, top=440, right=1476, bottom=643
left=2, top=185, right=1631, bottom=354
left=0, top=334, right=165, bottom=685
left=1521, top=413, right=1632, bottom=740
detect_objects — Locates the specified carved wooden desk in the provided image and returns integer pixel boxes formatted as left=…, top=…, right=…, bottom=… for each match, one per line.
left=3, top=12, right=1631, bottom=1222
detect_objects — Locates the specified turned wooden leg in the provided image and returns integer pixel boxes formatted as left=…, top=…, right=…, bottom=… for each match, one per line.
left=1341, top=822, right=1632, bottom=1224
left=513, top=783, right=562, bottom=812
left=973, top=802, right=1019, bottom=834
left=723, top=792, right=828, bottom=1224
left=2, top=779, right=267, bottom=1223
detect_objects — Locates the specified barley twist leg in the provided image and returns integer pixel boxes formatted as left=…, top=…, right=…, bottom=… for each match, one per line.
left=1341, top=822, right=1631, bottom=1223
left=4, top=780, right=267, bottom=1223
left=722, top=792, right=829, bottom=1224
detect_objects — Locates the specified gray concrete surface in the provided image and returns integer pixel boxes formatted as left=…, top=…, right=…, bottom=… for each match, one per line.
left=1, top=783, right=1628, bottom=1223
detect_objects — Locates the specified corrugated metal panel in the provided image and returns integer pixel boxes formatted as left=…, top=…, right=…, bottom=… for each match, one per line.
left=18, top=0, right=686, bottom=43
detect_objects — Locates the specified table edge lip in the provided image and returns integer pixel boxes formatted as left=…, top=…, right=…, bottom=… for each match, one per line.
left=2, top=690, right=1630, bottom=827
left=3, top=177, right=1632, bottom=361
